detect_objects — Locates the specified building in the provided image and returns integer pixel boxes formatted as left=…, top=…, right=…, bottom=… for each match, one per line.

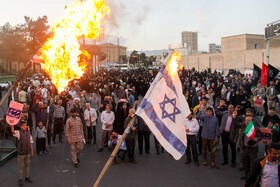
left=181, top=31, right=198, bottom=53
left=168, top=43, right=190, bottom=56
left=209, top=43, right=221, bottom=53
left=181, top=34, right=280, bottom=72
left=99, top=43, right=127, bottom=63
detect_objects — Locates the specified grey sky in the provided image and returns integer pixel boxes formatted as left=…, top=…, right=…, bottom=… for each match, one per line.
left=0, top=0, right=279, bottom=51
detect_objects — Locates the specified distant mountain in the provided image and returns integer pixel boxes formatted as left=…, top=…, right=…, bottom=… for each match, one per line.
left=127, top=49, right=169, bottom=56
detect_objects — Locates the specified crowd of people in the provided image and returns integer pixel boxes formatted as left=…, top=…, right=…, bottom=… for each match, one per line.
left=4, top=67, right=280, bottom=186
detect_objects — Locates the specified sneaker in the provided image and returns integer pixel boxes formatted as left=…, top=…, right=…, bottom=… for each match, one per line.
left=98, top=148, right=103, bottom=152
left=25, top=177, right=33, bottom=183
left=19, top=179, right=23, bottom=186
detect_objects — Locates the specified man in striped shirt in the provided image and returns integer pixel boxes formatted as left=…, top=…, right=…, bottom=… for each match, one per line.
left=52, top=99, right=65, bottom=143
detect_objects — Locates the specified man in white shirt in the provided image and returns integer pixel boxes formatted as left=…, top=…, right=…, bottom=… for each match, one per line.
left=98, top=104, right=115, bottom=152
left=185, top=112, right=200, bottom=166
left=69, top=87, right=77, bottom=101
left=84, top=103, right=97, bottom=144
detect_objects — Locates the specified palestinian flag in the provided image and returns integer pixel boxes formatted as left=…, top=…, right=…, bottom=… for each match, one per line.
left=206, top=83, right=210, bottom=90
left=244, top=121, right=256, bottom=139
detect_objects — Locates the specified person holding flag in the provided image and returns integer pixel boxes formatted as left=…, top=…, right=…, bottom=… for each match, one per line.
left=233, top=113, right=261, bottom=180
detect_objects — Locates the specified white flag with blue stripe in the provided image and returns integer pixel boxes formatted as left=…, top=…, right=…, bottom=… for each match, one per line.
left=136, top=51, right=191, bottom=160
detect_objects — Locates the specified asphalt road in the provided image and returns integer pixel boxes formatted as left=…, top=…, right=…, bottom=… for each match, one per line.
left=0, top=90, right=271, bottom=187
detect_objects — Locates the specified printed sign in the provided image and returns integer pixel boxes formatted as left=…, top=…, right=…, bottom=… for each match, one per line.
left=259, top=128, right=272, bottom=145
left=6, top=101, right=24, bottom=126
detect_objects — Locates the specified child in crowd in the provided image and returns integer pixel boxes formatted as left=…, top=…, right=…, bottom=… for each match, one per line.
left=36, top=121, right=47, bottom=154
left=11, top=121, right=33, bottom=186
left=108, top=131, right=127, bottom=163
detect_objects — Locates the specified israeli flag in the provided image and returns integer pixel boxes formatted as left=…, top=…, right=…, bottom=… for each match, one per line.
left=136, top=51, right=191, bottom=160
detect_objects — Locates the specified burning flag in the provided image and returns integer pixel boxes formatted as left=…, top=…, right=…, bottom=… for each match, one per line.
left=39, top=0, right=110, bottom=93
left=136, top=51, right=191, bottom=160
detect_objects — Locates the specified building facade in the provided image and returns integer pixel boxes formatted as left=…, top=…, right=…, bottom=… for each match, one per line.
left=209, top=43, right=221, bottom=53
left=181, top=34, right=280, bottom=73
left=99, top=43, right=127, bottom=63
left=181, top=31, right=198, bottom=53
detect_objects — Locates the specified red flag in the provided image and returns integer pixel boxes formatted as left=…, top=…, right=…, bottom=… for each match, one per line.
left=261, top=63, right=268, bottom=86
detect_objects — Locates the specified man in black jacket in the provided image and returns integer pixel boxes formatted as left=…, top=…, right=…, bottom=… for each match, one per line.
left=219, top=105, right=239, bottom=168
left=262, top=107, right=280, bottom=128
left=233, top=114, right=262, bottom=180
left=245, top=142, right=280, bottom=187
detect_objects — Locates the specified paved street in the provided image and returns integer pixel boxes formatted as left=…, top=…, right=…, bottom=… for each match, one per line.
left=0, top=91, right=268, bottom=187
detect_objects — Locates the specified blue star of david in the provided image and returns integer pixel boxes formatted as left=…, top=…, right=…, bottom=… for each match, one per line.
left=159, top=94, right=181, bottom=123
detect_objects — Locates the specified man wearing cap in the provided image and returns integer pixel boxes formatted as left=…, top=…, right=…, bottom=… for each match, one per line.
left=66, top=108, right=85, bottom=168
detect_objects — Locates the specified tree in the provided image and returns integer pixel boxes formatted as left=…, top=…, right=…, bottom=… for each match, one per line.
left=0, top=23, right=26, bottom=74
left=119, top=55, right=128, bottom=64
left=139, top=52, right=147, bottom=65
left=20, top=16, right=50, bottom=56
left=19, top=16, right=50, bottom=72
left=129, top=50, right=138, bottom=65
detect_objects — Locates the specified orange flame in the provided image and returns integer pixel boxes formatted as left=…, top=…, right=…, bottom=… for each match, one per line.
left=167, top=51, right=181, bottom=79
left=40, top=0, right=110, bottom=93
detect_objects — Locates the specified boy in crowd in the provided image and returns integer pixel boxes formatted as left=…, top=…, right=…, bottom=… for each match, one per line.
left=11, top=121, right=34, bottom=186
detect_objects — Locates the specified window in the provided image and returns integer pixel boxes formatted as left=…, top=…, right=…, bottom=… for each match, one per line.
left=255, top=43, right=258, bottom=49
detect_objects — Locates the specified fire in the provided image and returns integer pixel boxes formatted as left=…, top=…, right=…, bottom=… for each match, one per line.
left=40, top=0, right=110, bottom=93
left=168, top=51, right=182, bottom=79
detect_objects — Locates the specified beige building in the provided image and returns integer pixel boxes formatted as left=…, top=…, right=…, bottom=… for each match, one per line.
left=181, top=34, right=280, bottom=73
left=181, top=31, right=198, bottom=53
left=99, top=43, right=127, bottom=63
left=209, top=43, right=221, bottom=53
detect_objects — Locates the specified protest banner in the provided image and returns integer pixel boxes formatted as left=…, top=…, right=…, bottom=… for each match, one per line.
left=259, top=128, right=272, bottom=144
left=6, top=101, right=24, bottom=126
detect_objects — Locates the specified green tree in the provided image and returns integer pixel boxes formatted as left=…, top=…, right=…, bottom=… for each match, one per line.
left=129, top=50, right=138, bottom=65
left=0, top=23, right=26, bottom=74
left=119, top=55, right=128, bottom=64
left=20, top=16, right=50, bottom=56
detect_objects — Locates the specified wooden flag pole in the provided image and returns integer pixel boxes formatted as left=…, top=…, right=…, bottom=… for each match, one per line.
left=93, top=116, right=136, bottom=187
left=0, top=61, right=33, bottom=109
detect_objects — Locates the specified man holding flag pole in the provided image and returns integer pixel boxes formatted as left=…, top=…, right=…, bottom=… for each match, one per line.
left=233, top=111, right=262, bottom=181
left=93, top=51, right=191, bottom=186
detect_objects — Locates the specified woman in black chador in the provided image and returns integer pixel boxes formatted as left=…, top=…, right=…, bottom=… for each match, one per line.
left=113, top=100, right=130, bottom=135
